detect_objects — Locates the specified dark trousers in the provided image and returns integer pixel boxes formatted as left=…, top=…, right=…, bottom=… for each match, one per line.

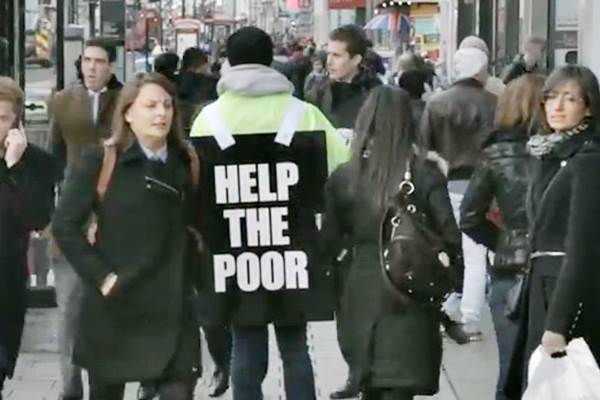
left=363, top=387, right=413, bottom=400
left=231, top=324, right=315, bottom=400
left=89, top=376, right=194, bottom=400
left=204, top=325, right=232, bottom=374
left=0, top=370, right=6, bottom=396
left=489, top=273, right=520, bottom=400
left=334, top=252, right=356, bottom=384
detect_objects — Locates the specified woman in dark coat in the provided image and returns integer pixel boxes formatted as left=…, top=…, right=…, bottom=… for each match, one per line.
left=459, top=74, right=544, bottom=400
left=505, top=65, right=600, bottom=397
left=51, top=73, right=200, bottom=400
left=0, top=77, right=56, bottom=399
left=321, top=85, right=463, bottom=400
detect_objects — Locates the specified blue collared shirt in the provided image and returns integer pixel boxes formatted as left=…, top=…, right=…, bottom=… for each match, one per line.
left=139, top=143, right=168, bottom=163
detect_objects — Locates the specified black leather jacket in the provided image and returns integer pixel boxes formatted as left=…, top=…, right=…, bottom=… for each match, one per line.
left=420, top=79, right=498, bottom=180
left=460, top=127, right=530, bottom=271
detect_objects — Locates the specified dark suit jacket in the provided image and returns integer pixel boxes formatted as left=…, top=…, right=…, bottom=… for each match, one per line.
left=50, top=76, right=123, bottom=176
left=0, top=146, right=57, bottom=376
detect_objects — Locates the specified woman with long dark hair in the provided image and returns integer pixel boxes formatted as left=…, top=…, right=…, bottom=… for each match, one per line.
left=52, top=73, right=201, bottom=400
left=321, top=85, right=463, bottom=400
left=506, top=65, right=600, bottom=396
left=459, top=74, right=544, bottom=400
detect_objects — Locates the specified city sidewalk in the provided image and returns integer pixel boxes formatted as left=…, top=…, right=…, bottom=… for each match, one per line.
left=4, top=306, right=498, bottom=400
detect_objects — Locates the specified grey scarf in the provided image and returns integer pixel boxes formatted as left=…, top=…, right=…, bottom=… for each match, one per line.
left=527, top=120, right=590, bottom=158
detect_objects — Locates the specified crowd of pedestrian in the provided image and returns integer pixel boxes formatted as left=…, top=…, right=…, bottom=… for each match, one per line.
left=1, top=21, right=600, bottom=400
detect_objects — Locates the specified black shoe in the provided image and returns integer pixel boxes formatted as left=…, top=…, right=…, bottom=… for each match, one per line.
left=208, top=370, right=229, bottom=398
left=59, top=396, right=83, bottom=400
left=137, top=382, right=158, bottom=400
left=330, top=381, right=360, bottom=399
left=443, top=320, right=470, bottom=345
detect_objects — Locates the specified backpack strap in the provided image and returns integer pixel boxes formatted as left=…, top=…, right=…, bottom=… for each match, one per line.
left=203, top=102, right=236, bottom=150
left=274, top=97, right=305, bottom=147
left=96, top=139, right=117, bottom=202
left=184, top=141, right=201, bottom=190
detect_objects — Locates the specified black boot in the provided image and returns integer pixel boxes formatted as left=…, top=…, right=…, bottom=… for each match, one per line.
left=330, top=378, right=360, bottom=399
left=441, top=312, right=483, bottom=344
left=208, top=369, right=230, bottom=398
left=137, top=381, right=158, bottom=400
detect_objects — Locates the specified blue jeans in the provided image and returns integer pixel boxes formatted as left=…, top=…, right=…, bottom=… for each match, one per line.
left=489, top=273, right=520, bottom=400
left=231, top=324, right=316, bottom=400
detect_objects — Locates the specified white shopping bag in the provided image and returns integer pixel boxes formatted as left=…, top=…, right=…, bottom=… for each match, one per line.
left=523, top=338, right=600, bottom=400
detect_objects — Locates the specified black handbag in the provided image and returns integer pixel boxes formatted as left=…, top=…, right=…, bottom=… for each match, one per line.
left=379, top=158, right=454, bottom=306
left=493, top=229, right=529, bottom=273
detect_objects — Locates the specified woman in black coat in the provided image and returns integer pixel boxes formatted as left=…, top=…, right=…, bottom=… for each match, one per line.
left=51, top=73, right=201, bottom=400
left=505, top=65, right=600, bottom=397
left=0, top=77, right=56, bottom=399
left=459, top=74, right=544, bottom=400
left=321, top=86, right=463, bottom=400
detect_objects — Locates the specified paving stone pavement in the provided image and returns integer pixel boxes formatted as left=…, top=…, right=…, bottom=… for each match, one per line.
left=4, top=306, right=499, bottom=400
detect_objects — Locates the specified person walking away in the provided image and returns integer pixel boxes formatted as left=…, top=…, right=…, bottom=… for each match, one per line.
left=0, top=77, right=56, bottom=400
left=154, top=52, right=180, bottom=85
left=459, top=36, right=506, bottom=96
left=190, top=27, right=348, bottom=400
left=176, top=48, right=218, bottom=137
left=321, top=85, right=463, bottom=400
left=397, top=69, right=427, bottom=127
left=49, top=37, right=123, bottom=400
left=460, top=74, right=544, bottom=400
left=52, top=73, right=202, bottom=400
left=505, top=65, right=600, bottom=397
left=303, top=51, right=327, bottom=97
left=501, top=37, right=546, bottom=85
left=420, top=47, right=497, bottom=340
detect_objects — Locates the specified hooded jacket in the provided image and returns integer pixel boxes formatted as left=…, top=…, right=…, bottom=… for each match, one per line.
left=190, top=64, right=347, bottom=172
left=190, top=64, right=349, bottom=326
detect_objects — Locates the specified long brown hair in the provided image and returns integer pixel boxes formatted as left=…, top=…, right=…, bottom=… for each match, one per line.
left=351, top=85, right=418, bottom=209
left=495, top=73, right=544, bottom=133
left=110, top=72, right=186, bottom=151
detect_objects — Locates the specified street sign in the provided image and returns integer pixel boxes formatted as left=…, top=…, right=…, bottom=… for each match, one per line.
left=101, top=0, right=126, bottom=38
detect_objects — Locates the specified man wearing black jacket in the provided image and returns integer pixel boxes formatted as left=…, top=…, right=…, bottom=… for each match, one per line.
left=306, top=25, right=381, bottom=134
left=0, top=77, right=56, bottom=400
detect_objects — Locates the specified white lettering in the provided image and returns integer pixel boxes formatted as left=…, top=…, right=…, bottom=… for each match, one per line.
left=276, top=162, right=299, bottom=201
left=260, top=251, right=286, bottom=290
left=246, top=208, right=271, bottom=247
left=270, top=207, right=290, bottom=245
left=257, top=163, right=277, bottom=202
left=238, top=164, right=258, bottom=203
left=223, top=209, right=245, bottom=248
left=213, top=254, right=236, bottom=293
left=214, top=165, right=239, bottom=204
left=285, top=251, right=309, bottom=289
left=236, top=253, right=262, bottom=292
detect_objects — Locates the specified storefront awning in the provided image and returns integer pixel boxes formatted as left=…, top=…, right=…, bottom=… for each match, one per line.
left=365, top=14, right=392, bottom=30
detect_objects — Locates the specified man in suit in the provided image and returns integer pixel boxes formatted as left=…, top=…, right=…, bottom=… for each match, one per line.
left=49, top=37, right=122, bottom=400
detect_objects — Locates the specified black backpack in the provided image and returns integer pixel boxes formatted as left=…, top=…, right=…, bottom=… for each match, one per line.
left=379, top=158, right=454, bottom=306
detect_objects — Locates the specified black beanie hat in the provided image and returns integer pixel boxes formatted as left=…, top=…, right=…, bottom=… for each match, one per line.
left=227, top=27, right=274, bottom=67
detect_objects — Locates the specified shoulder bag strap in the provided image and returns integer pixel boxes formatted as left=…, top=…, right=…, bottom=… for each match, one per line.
left=184, top=141, right=201, bottom=190
left=96, top=140, right=117, bottom=202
